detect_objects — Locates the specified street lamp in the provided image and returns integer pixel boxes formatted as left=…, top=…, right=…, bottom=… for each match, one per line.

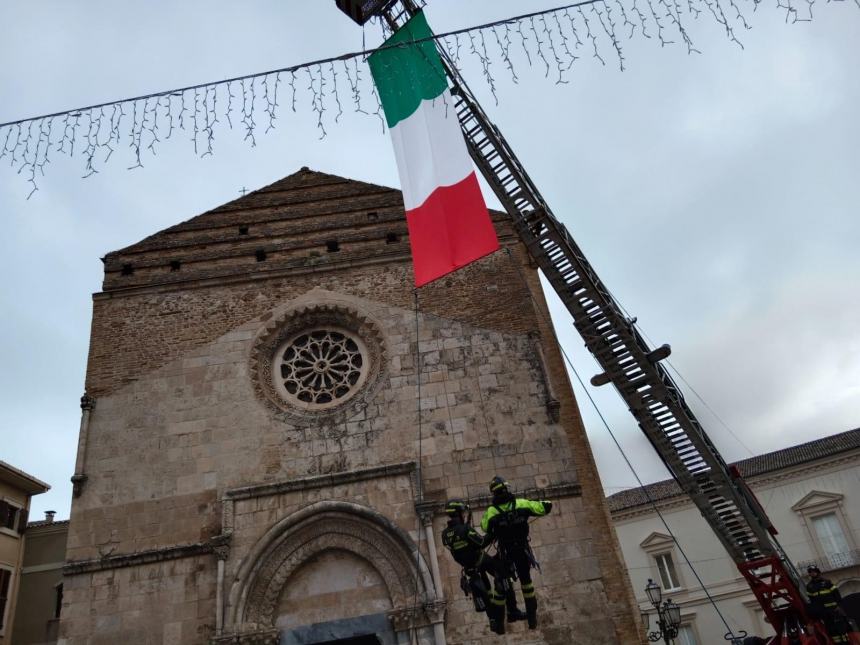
left=642, top=579, right=682, bottom=644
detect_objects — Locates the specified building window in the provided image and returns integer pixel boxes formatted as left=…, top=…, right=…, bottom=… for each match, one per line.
left=0, top=500, right=21, bottom=533
left=676, top=624, right=698, bottom=645
left=275, top=327, right=368, bottom=409
left=655, top=552, right=681, bottom=591
left=54, top=583, right=63, bottom=619
left=811, top=513, right=850, bottom=559
left=0, top=567, right=12, bottom=633
left=792, top=491, right=857, bottom=571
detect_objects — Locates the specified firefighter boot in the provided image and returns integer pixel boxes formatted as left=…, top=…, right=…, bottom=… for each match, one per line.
left=522, top=583, right=538, bottom=629
left=506, top=587, right=527, bottom=623
left=488, top=591, right=506, bottom=634
left=504, top=581, right=526, bottom=623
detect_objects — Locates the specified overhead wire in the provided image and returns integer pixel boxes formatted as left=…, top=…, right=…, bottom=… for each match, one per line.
left=610, top=296, right=755, bottom=457
left=0, top=0, right=620, bottom=130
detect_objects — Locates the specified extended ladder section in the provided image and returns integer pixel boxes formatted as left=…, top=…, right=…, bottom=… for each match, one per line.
left=383, top=0, right=805, bottom=622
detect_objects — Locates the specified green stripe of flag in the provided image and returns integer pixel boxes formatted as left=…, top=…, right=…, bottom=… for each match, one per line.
left=368, top=11, right=447, bottom=129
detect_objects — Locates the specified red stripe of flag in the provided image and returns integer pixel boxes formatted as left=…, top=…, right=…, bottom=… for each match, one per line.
left=405, top=172, right=500, bottom=287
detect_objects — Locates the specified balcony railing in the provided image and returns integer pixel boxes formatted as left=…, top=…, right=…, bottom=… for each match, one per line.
left=798, top=549, right=860, bottom=573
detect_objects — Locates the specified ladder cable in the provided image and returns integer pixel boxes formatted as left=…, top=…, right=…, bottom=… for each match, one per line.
left=504, top=248, right=741, bottom=640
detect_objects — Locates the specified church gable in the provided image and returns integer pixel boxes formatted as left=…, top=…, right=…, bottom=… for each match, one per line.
left=101, top=167, right=412, bottom=291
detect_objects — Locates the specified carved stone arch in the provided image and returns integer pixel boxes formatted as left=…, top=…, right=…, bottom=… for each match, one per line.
left=226, top=500, right=434, bottom=632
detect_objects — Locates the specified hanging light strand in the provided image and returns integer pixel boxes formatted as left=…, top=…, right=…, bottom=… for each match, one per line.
left=1, top=0, right=852, bottom=198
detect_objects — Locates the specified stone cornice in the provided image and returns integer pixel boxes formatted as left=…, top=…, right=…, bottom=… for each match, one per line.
left=64, top=540, right=215, bottom=576
left=224, top=461, right=418, bottom=502
left=415, top=481, right=581, bottom=517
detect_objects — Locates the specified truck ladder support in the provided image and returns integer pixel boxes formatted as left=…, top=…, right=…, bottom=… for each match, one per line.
left=379, top=1, right=814, bottom=635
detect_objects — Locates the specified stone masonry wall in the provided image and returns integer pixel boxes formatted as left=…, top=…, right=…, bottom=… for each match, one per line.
left=64, top=219, right=641, bottom=643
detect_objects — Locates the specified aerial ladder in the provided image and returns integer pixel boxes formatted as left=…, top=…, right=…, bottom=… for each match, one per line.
left=336, top=1, right=852, bottom=642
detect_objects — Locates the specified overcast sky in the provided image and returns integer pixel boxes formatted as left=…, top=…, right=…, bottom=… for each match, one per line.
left=1, top=1, right=858, bottom=521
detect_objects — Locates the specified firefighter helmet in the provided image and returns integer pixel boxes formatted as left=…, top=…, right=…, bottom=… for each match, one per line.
left=489, top=476, right=510, bottom=494
left=445, top=499, right=470, bottom=516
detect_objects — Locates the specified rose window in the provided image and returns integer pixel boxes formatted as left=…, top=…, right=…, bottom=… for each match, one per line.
left=275, top=328, right=368, bottom=409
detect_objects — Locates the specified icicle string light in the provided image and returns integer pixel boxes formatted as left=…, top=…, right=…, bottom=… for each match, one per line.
left=1, top=0, right=854, bottom=198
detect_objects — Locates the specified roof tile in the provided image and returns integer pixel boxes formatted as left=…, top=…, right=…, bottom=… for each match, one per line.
left=606, top=427, right=860, bottom=512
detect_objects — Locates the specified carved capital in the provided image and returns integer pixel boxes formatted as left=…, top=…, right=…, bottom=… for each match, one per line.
left=211, top=533, right=232, bottom=561
left=414, top=501, right=436, bottom=527
left=80, top=393, right=95, bottom=411
left=387, top=606, right=421, bottom=632
left=423, top=599, right=447, bottom=624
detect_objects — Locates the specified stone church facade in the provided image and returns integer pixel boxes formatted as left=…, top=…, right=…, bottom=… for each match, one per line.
left=61, top=169, right=641, bottom=644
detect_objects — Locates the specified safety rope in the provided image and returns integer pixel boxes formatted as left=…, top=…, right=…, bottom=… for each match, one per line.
left=502, top=247, right=742, bottom=640
left=410, top=288, right=424, bottom=644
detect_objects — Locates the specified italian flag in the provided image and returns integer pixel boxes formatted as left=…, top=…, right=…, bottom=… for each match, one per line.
left=368, top=11, right=499, bottom=287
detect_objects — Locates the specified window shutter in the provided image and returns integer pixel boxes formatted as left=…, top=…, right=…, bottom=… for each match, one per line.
left=0, top=501, right=9, bottom=527
left=17, top=508, right=28, bottom=534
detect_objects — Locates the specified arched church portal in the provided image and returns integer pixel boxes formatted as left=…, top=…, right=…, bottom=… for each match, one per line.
left=225, top=501, right=439, bottom=645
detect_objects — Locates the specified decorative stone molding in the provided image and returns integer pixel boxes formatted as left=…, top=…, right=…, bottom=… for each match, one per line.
left=64, top=539, right=217, bottom=575
left=226, top=500, right=434, bottom=635
left=70, top=473, right=88, bottom=498
left=423, top=599, right=447, bottom=624
left=211, top=533, right=232, bottom=561
left=243, top=513, right=418, bottom=625
left=414, top=481, right=581, bottom=517
left=80, top=393, right=95, bottom=410
left=387, top=606, right=422, bottom=632
left=224, top=461, right=417, bottom=503
left=248, top=302, right=387, bottom=424
left=415, top=501, right=436, bottom=527
left=210, top=628, right=279, bottom=645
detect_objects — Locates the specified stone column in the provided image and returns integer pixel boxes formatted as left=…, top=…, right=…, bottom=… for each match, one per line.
left=212, top=536, right=231, bottom=635
left=424, top=600, right=447, bottom=645
left=417, top=506, right=447, bottom=645
left=419, top=510, right=445, bottom=603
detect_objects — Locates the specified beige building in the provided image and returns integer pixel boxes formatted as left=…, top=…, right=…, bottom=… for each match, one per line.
left=12, top=513, right=68, bottom=645
left=0, top=461, right=50, bottom=643
left=60, top=169, right=642, bottom=644
left=608, top=428, right=860, bottom=644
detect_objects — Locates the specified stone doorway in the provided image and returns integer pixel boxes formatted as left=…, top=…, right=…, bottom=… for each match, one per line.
left=310, top=636, right=381, bottom=645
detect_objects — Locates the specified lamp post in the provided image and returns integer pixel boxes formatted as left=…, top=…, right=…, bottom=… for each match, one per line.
left=642, top=579, right=682, bottom=644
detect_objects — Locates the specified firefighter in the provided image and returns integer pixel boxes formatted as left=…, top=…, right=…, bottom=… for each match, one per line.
left=480, top=476, right=552, bottom=630
left=806, top=565, right=850, bottom=643
left=441, top=499, right=527, bottom=634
